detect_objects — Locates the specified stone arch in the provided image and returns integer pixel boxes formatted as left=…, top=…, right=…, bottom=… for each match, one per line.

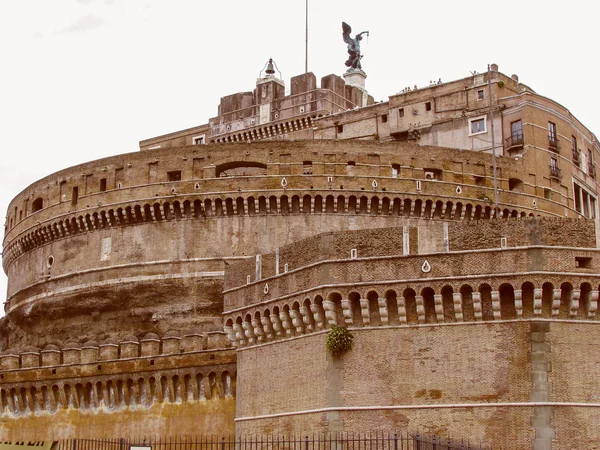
left=236, top=197, right=245, bottom=215
left=381, top=197, right=390, bottom=215
left=348, top=196, right=357, bottom=214
left=402, top=198, right=411, bottom=216
left=384, top=289, right=399, bottom=325
left=280, top=195, right=289, bottom=214
left=222, top=371, right=232, bottom=398
left=213, top=198, right=223, bottom=216
left=172, top=374, right=182, bottom=402
left=314, top=195, right=323, bottom=213
left=479, top=283, right=494, bottom=320
left=454, top=202, right=463, bottom=220
left=326, top=195, right=335, bottom=213
left=327, top=292, right=344, bottom=327
left=541, top=281, right=555, bottom=317
left=474, top=205, right=482, bottom=220
left=268, top=196, right=278, bottom=213
left=499, top=283, right=516, bottom=319
left=559, top=282, right=574, bottom=318
left=370, top=197, right=379, bottom=215
left=441, top=285, right=455, bottom=322
left=247, top=196, right=256, bottom=215
left=421, top=287, right=436, bottom=323
left=403, top=288, right=418, bottom=324
left=348, top=291, right=362, bottom=326
left=521, top=281, right=536, bottom=318
left=258, top=196, right=267, bottom=214
left=225, top=198, right=234, bottom=215
left=358, top=196, right=368, bottom=214
left=291, top=195, right=300, bottom=214
left=208, top=372, right=218, bottom=399
left=337, top=195, right=346, bottom=214
left=580, top=282, right=593, bottom=319
left=183, top=373, right=193, bottom=402
left=414, top=199, right=423, bottom=218
left=303, top=195, right=311, bottom=213
left=195, top=373, right=205, bottom=400
left=464, top=204, right=473, bottom=220
left=433, top=200, right=444, bottom=219
left=423, top=200, right=433, bottom=219
left=302, top=298, right=316, bottom=332
left=366, top=290, right=381, bottom=326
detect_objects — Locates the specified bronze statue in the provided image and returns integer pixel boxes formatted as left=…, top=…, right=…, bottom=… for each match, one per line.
left=342, top=22, right=369, bottom=71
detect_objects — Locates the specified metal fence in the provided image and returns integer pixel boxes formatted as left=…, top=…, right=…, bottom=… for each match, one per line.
left=56, top=433, right=490, bottom=450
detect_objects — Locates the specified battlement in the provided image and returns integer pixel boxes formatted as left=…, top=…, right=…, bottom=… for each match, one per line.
left=0, top=331, right=235, bottom=418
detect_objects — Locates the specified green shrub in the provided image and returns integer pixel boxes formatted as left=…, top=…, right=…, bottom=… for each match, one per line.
left=325, top=325, right=354, bottom=356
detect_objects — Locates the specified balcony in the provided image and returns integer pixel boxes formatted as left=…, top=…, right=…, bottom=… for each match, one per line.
left=505, top=133, right=524, bottom=152
left=548, top=136, right=560, bottom=153
left=549, top=165, right=562, bottom=180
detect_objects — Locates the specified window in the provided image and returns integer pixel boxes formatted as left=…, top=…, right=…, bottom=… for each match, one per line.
left=167, top=170, right=182, bottom=182
left=477, top=90, right=485, bottom=100
left=548, top=122, right=557, bottom=141
left=71, top=187, right=79, bottom=206
left=302, top=161, right=313, bottom=175
left=381, top=114, right=388, bottom=123
left=193, top=135, right=205, bottom=145
left=398, top=108, right=404, bottom=118
left=572, top=136, right=580, bottom=165
left=425, top=102, right=432, bottom=112
left=575, top=257, right=592, bottom=269
left=337, top=124, right=344, bottom=133
left=550, top=157, right=560, bottom=179
left=32, top=197, right=43, bottom=213
left=391, top=164, right=400, bottom=178
left=469, top=116, right=487, bottom=135
left=511, top=120, right=523, bottom=141
left=573, top=181, right=597, bottom=218
left=100, top=178, right=107, bottom=192
left=588, top=149, right=594, bottom=177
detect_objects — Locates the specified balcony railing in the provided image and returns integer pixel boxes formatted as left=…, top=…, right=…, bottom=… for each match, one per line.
left=505, top=133, right=524, bottom=150
left=548, top=136, right=560, bottom=153
left=550, top=165, right=562, bottom=180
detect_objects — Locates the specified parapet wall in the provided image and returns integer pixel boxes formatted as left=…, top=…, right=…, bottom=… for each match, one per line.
left=0, top=330, right=235, bottom=440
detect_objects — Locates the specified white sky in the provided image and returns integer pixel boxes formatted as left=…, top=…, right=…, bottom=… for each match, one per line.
left=0, top=0, right=598, bottom=312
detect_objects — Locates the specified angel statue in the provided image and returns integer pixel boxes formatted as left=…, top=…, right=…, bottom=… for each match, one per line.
left=342, top=22, right=369, bottom=71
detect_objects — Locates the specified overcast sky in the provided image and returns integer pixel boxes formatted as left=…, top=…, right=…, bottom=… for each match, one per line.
left=0, top=0, right=598, bottom=312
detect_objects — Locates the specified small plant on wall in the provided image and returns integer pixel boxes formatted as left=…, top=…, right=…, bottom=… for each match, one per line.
left=326, top=325, right=354, bottom=356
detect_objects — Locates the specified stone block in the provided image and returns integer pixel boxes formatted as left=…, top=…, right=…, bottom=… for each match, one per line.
left=0, top=353, right=20, bottom=370
left=207, top=331, right=228, bottom=349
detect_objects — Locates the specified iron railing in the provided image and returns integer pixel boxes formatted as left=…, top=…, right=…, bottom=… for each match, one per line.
left=549, top=165, right=562, bottom=179
left=504, top=134, right=523, bottom=150
left=55, top=433, right=491, bottom=450
left=548, top=136, right=560, bottom=152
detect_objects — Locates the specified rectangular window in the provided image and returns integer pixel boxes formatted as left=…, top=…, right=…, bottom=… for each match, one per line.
left=337, top=125, right=344, bottom=133
left=99, top=178, right=107, bottom=192
left=425, top=102, right=432, bottom=112
left=572, top=136, right=580, bottom=166
left=477, top=90, right=485, bottom=100
left=193, top=135, right=205, bottom=145
left=588, top=149, right=594, bottom=177
left=167, top=170, right=182, bottom=182
left=511, top=120, right=523, bottom=140
left=399, top=108, right=404, bottom=118
left=71, top=186, right=79, bottom=206
left=391, top=164, right=400, bottom=178
left=469, top=116, right=486, bottom=135
left=548, top=122, right=556, bottom=141
left=381, top=114, right=388, bottom=123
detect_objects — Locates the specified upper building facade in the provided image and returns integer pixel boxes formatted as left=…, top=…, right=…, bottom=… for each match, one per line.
left=139, top=64, right=600, bottom=221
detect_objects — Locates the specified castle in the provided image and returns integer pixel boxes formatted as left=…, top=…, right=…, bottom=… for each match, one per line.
left=1, top=62, right=599, bottom=449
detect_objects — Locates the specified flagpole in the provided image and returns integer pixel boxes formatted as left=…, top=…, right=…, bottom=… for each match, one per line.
left=305, top=0, right=308, bottom=73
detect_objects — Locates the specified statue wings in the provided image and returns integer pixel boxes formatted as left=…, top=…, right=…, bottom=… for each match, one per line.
left=342, top=22, right=353, bottom=45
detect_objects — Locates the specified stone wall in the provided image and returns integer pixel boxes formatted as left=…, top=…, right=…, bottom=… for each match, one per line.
left=235, top=323, right=533, bottom=447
